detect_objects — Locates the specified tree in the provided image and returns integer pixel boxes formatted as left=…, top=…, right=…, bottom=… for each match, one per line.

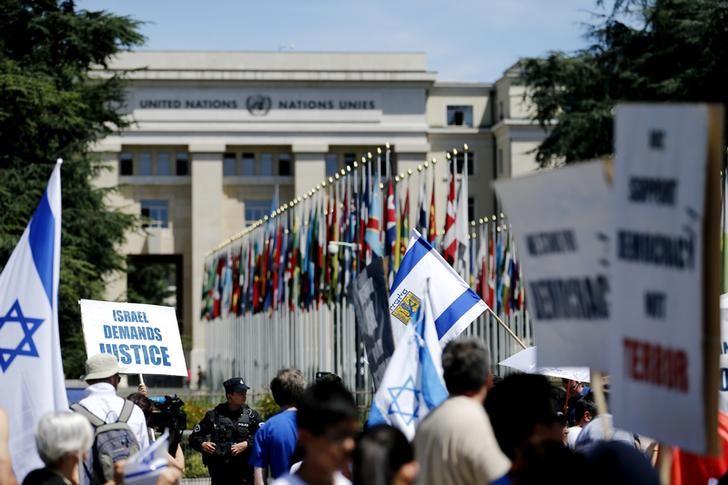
left=126, top=258, right=176, bottom=306
left=520, top=0, right=728, bottom=166
left=0, top=0, right=144, bottom=377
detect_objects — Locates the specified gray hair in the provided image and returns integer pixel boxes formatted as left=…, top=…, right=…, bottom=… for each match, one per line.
left=35, top=411, right=94, bottom=466
left=442, top=337, right=491, bottom=395
left=270, top=368, right=306, bottom=406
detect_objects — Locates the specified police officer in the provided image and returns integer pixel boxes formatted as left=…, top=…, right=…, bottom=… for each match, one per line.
left=189, top=377, right=261, bottom=484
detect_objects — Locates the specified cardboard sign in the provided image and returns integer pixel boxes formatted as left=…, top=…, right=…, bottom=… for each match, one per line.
left=493, top=160, right=612, bottom=370
left=610, top=104, right=721, bottom=454
left=80, top=299, right=187, bottom=376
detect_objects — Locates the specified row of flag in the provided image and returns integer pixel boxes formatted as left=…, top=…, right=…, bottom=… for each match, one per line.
left=201, top=148, right=526, bottom=320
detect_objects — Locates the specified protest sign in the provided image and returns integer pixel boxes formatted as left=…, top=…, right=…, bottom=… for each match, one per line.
left=80, top=299, right=187, bottom=376
left=610, top=104, right=722, bottom=455
left=493, top=160, right=612, bottom=370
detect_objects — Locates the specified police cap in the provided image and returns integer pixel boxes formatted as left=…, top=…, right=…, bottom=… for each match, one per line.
left=223, top=377, right=250, bottom=393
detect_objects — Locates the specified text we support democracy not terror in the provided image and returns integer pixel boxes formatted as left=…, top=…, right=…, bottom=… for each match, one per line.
left=618, top=175, right=694, bottom=393
left=97, top=309, right=172, bottom=367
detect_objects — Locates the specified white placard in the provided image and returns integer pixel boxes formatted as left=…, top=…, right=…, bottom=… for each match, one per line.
left=493, top=161, right=611, bottom=370
left=611, top=104, right=710, bottom=454
left=80, top=299, right=187, bottom=377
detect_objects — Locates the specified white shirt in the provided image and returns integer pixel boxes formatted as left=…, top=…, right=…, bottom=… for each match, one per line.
left=272, top=472, right=351, bottom=485
left=77, top=383, right=150, bottom=448
left=414, top=396, right=511, bottom=485
left=566, top=425, right=582, bottom=448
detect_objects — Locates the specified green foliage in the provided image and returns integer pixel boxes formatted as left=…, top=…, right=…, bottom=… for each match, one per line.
left=0, top=0, right=144, bottom=377
left=126, top=260, right=175, bottom=305
left=183, top=452, right=209, bottom=478
left=253, top=391, right=280, bottom=421
left=520, top=0, right=728, bottom=166
left=182, top=392, right=284, bottom=426
left=181, top=395, right=217, bottom=428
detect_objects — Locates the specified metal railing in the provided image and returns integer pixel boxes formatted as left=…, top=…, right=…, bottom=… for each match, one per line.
left=204, top=302, right=532, bottom=395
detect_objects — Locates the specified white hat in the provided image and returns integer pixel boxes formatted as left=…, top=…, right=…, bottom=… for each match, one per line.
left=84, top=354, right=122, bottom=381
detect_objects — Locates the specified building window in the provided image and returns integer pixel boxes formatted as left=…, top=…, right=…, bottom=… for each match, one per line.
left=383, top=151, right=397, bottom=178
left=446, top=105, right=473, bottom=127
left=498, top=101, right=504, bottom=121
left=278, top=153, right=292, bottom=176
left=468, top=197, right=475, bottom=222
left=223, top=153, right=237, bottom=176
left=157, top=152, right=171, bottom=176
left=176, top=152, right=189, bottom=176
left=119, top=152, right=133, bottom=176
left=242, top=153, right=255, bottom=176
left=245, top=200, right=271, bottom=226
left=325, top=153, right=338, bottom=177
left=343, top=153, right=356, bottom=170
left=138, top=152, right=152, bottom=176
left=259, top=153, right=273, bottom=176
left=454, top=152, right=475, bottom=176
left=498, top=148, right=504, bottom=175
left=376, top=156, right=386, bottom=178
left=140, top=200, right=169, bottom=228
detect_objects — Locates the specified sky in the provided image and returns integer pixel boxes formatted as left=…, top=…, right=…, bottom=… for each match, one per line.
left=77, top=0, right=605, bottom=82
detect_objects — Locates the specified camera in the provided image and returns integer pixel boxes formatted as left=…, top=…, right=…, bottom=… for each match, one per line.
left=149, top=395, right=186, bottom=455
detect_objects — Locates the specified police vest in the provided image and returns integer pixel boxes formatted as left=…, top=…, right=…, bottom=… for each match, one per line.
left=212, top=406, right=255, bottom=444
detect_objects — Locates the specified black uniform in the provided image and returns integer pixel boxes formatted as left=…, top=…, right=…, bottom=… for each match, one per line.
left=189, top=402, right=261, bottom=484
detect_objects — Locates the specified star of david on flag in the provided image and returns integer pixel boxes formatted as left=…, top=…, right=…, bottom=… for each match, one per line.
left=387, top=376, right=421, bottom=425
left=368, top=285, right=448, bottom=440
left=0, top=300, right=44, bottom=371
left=0, top=161, right=68, bottom=481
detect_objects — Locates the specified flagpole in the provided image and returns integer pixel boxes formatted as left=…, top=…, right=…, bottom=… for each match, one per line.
left=485, top=307, right=527, bottom=349
left=376, top=149, right=383, bottom=250
left=385, top=144, right=391, bottom=183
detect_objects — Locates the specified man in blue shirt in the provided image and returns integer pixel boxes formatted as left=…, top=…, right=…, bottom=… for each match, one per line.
left=250, top=368, right=306, bottom=484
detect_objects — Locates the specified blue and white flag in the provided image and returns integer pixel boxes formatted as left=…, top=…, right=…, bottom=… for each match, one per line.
left=389, top=229, right=488, bottom=346
left=368, top=289, right=448, bottom=440
left=0, top=161, right=68, bottom=480
left=124, top=430, right=170, bottom=485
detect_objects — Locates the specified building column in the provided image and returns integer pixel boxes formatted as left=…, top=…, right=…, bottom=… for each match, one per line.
left=293, top=144, right=328, bottom=197
left=190, top=146, right=225, bottom=386
left=93, top=149, right=131, bottom=302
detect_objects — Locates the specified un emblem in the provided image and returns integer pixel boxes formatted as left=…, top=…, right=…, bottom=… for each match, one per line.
left=246, top=95, right=272, bottom=116
left=391, top=290, right=421, bottom=325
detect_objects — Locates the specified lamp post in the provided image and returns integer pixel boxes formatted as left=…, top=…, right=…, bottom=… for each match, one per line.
left=327, top=241, right=359, bottom=255
left=326, top=240, right=363, bottom=398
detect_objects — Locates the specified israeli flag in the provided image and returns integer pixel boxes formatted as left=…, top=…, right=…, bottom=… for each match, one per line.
left=368, top=289, right=448, bottom=440
left=389, top=229, right=488, bottom=346
left=0, top=161, right=68, bottom=480
left=124, top=430, right=170, bottom=485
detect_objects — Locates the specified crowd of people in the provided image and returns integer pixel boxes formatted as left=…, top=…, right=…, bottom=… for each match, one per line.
left=4, top=338, right=728, bottom=484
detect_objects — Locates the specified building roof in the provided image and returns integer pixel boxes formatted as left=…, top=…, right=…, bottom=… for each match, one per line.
left=107, top=50, right=428, bottom=72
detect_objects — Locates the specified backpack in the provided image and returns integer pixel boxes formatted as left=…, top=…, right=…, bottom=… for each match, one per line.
left=72, top=400, right=141, bottom=484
